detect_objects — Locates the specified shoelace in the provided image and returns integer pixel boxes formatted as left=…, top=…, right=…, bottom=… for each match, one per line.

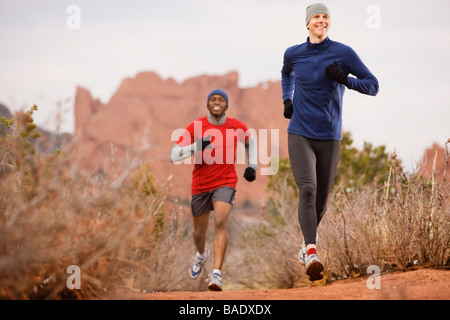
left=194, top=255, right=206, bottom=263
left=192, top=263, right=201, bottom=273
left=206, top=273, right=222, bottom=283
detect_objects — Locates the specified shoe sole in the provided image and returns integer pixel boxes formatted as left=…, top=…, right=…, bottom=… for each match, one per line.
left=207, top=282, right=223, bottom=292
left=306, top=260, right=324, bottom=281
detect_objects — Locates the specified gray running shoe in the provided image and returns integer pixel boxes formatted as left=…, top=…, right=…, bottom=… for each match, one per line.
left=305, top=254, right=324, bottom=281
left=189, top=248, right=210, bottom=279
left=207, top=272, right=223, bottom=291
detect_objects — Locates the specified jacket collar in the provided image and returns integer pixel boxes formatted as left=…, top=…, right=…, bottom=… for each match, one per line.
left=307, top=36, right=331, bottom=50
left=207, top=113, right=227, bottom=125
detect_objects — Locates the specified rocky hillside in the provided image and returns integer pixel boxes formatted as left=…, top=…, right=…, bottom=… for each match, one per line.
left=420, top=142, right=449, bottom=189
left=0, top=104, right=13, bottom=120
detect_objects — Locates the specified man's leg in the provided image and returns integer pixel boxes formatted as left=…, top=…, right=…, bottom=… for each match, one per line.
left=289, top=134, right=324, bottom=281
left=315, top=139, right=341, bottom=226
left=190, top=192, right=213, bottom=280
left=288, top=134, right=318, bottom=246
left=193, top=212, right=210, bottom=256
left=212, top=201, right=233, bottom=270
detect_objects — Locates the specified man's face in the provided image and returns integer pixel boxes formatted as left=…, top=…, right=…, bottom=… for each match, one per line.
left=207, top=94, right=228, bottom=118
left=307, top=13, right=330, bottom=38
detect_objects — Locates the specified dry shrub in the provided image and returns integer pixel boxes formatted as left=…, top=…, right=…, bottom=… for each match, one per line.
left=0, top=107, right=196, bottom=299
left=236, top=145, right=449, bottom=289
left=322, top=149, right=450, bottom=278
left=2, top=107, right=447, bottom=296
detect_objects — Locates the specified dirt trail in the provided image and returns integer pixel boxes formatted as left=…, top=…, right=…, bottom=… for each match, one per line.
left=108, top=268, right=449, bottom=300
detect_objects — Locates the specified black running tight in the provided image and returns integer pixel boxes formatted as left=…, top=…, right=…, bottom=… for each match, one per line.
left=288, top=134, right=341, bottom=245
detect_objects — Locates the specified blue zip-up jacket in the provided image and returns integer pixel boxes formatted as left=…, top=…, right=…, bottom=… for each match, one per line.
left=281, top=37, right=379, bottom=140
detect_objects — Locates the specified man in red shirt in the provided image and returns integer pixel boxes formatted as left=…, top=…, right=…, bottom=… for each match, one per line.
left=170, top=89, right=257, bottom=291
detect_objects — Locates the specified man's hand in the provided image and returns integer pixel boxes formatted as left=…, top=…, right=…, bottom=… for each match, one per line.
left=200, top=135, right=212, bottom=151
left=194, top=135, right=212, bottom=153
left=283, top=99, right=294, bottom=119
left=243, top=167, right=256, bottom=182
left=325, top=61, right=348, bottom=86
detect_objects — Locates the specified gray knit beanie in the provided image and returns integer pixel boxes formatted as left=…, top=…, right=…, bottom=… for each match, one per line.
left=305, top=3, right=330, bottom=26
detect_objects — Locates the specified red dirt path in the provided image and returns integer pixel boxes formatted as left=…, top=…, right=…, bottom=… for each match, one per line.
left=108, top=268, right=449, bottom=300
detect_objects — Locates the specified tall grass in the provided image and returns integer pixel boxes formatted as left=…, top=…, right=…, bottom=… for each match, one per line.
left=1, top=107, right=448, bottom=298
left=0, top=107, right=197, bottom=299
left=322, top=148, right=449, bottom=277
left=231, top=146, right=449, bottom=289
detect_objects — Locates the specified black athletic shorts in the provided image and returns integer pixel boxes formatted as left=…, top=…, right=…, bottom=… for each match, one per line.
left=191, top=186, right=236, bottom=217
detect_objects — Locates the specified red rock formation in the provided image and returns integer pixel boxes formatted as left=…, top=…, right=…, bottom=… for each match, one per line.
left=73, top=71, right=289, bottom=203
left=421, top=142, right=449, bottom=187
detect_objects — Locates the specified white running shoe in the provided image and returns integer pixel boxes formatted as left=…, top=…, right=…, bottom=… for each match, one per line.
left=305, top=253, right=324, bottom=281
left=299, top=234, right=319, bottom=265
left=189, top=248, right=210, bottom=279
left=207, top=272, right=223, bottom=291
left=299, top=242, right=307, bottom=265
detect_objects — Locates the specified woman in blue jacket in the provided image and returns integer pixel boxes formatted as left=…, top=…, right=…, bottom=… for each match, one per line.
left=281, top=3, right=379, bottom=281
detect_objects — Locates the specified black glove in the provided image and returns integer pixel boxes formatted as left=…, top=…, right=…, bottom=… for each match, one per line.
left=283, top=99, right=294, bottom=119
left=200, top=135, right=212, bottom=151
left=243, top=167, right=256, bottom=182
left=325, top=61, right=348, bottom=86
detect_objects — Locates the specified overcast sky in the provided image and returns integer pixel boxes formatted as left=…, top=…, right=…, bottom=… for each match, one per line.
left=0, top=0, right=449, bottom=171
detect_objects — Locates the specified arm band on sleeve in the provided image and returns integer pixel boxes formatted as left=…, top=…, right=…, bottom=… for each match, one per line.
left=245, top=135, right=258, bottom=170
left=170, top=143, right=198, bottom=163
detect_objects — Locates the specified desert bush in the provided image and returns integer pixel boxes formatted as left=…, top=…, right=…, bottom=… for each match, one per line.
left=0, top=107, right=195, bottom=299
left=236, top=141, right=449, bottom=289
left=336, top=131, right=390, bottom=189
left=322, top=148, right=449, bottom=277
left=2, top=107, right=447, bottom=296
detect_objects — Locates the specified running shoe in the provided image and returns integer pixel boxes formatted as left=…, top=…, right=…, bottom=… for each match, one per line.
left=189, top=248, right=210, bottom=279
left=305, top=253, right=324, bottom=281
left=299, top=234, right=318, bottom=265
left=207, top=272, right=223, bottom=291
left=298, top=241, right=307, bottom=265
